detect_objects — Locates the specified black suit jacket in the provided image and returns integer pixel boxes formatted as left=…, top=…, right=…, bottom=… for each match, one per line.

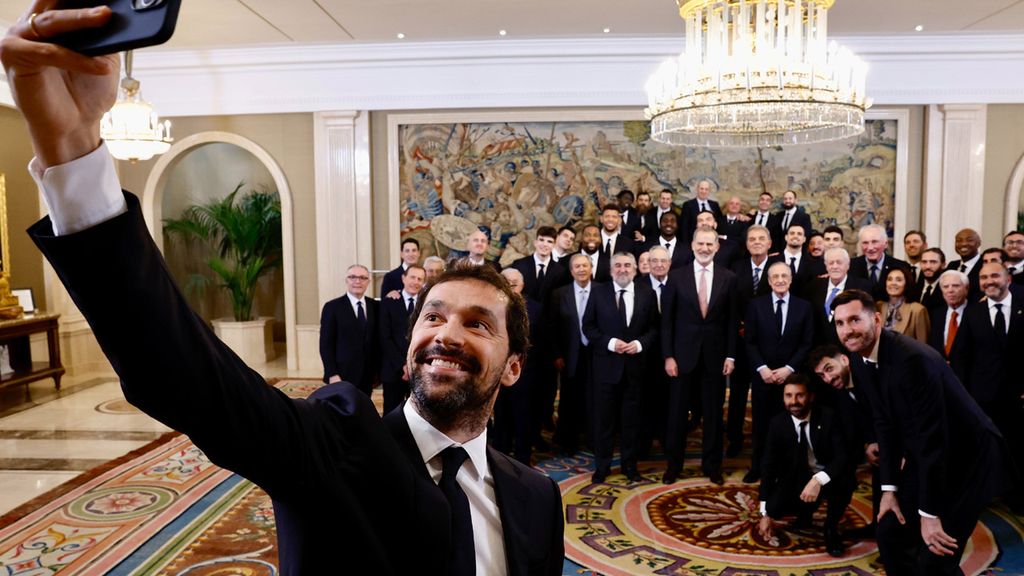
left=760, top=407, right=847, bottom=516
left=927, top=305, right=969, bottom=360
left=583, top=282, right=659, bottom=384
left=680, top=198, right=722, bottom=243
left=915, top=278, right=946, bottom=312
left=806, top=275, right=874, bottom=344
left=849, top=254, right=910, bottom=301
left=29, top=193, right=564, bottom=576
left=777, top=250, right=824, bottom=296
left=818, top=383, right=875, bottom=465
left=661, top=263, right=738, bottom=374
left=319, top=294, right=379, bottom=385
left=849, top=330, right=1010, bottom=518
left=744, top=293, right=814, bottom=374
left=551, top=283, right=594, bottom=378
left=380, top=264, right=406, bottom=296
left=718, top=215, right=750, bottom=242
left=642, top=236, right=690, bottom=270
left=950, top=286, right=1024, bottom=407
left=379, top=295, right=415, bottom=384
left=730, top=256, right=780, bottom=319
left=509, top=255, right=570, bottom=308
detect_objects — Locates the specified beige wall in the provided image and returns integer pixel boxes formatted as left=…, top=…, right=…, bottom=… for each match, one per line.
left=0, top=106, right=46, bottom=311
left=984, top=104, right=1024, bottom=245
left=117, top=113, right=320, bottom=325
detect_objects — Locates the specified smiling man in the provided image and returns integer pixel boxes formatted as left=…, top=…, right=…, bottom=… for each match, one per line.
left=831, top=289, right=1012, bottom=576
left=4, top=8, right=563, bottom=574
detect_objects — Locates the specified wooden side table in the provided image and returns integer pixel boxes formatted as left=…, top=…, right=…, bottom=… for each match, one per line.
left=0, top=312, right=65, bottom=394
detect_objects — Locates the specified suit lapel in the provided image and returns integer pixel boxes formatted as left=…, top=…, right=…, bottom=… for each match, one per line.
left=382, top=404, right=433, bottom=482
left=707, top=266, right=726, bottom=312
left=488, top=447, right=528, bottom=576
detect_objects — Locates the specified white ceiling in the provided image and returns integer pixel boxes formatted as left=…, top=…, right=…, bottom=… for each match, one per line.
left=1, top=0, right=1023, bottom=50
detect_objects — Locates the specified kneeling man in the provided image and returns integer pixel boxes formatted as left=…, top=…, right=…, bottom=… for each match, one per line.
left=758, top=374, right=849, bottom=557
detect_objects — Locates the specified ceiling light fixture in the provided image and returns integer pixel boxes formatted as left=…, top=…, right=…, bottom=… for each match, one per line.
left=100, top=50, right=172, bottom=163
left=499, top=29, right=507, bottom=36
left=604, top=27, right=612, bottom=33
left=645, top=0, right=871, bottom=148
left=397, top=32, right=405, bottom=39
left=914, top=25, right=923, bottom=31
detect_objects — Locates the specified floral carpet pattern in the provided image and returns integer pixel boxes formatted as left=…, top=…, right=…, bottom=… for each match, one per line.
left=0, top=379, right=1021, bottom=576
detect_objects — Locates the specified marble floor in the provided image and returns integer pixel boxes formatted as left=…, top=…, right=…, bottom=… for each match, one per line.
left=0, top=347, right=312, bottom=517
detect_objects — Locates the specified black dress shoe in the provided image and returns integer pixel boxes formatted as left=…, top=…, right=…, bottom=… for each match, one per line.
left=741, top=469, right=760, bottom=484
left=726, top=443, right=742, bottom=458
left=708, top=471, right=725, bottom=485
left=661, top=468, right=680, bottom=484
left=825, top=528, right=845, bottom=557
left=592, top=469, right=609, bottom=483
left=624, top=469, right=643, bottom=483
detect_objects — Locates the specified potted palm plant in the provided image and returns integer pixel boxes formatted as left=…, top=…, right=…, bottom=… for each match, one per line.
left=163, top=182, right=282, bottom=364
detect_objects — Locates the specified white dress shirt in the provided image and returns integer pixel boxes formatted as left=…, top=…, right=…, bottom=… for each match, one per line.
left=584, top=250, right=600, bottom=278
left=760, top=413, right=831, bottom=515
left=659, top=236, right=676, bottom=258
left=404, top=403, right=508, bottom=576
left=781, top=207, right=797, bottom=231
left=958, top=253, right=981, bottom=276
left=988, top=291, right=1013, bottom=328
left=648, top=274, right=668, bottom=311
left=31, top=143, right=511, bottom=575
left=346, top=292, right=368, bottom=312
left=607, top=281, right=643, bottom=352
left=533, top=253, right=551, bottom=278
left=783, top=248, right=803, bottom=274
left=753, top=211, right=771, bottom=228
left=756, top=292, right=794, bottom=373
left=600, top=230, right=620, bottom=255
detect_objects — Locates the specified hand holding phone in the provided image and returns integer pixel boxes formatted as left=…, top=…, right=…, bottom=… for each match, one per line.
left=50, top=0, right=181, bottom=56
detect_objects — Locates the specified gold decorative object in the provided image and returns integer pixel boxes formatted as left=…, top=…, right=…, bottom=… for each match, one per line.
left=645, top=0, right=871, bottom=147
left=0, top=174, right=24, bottom=319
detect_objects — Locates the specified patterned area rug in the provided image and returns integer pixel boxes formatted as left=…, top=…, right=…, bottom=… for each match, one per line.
left=0, top=379, right=1020, bottom=576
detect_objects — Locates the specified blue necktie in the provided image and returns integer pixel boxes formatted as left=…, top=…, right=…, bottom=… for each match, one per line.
left=825, top=286, right=840, bottom=317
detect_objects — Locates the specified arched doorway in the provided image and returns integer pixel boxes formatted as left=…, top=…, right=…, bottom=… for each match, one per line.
left=1006, top=151, right=1024, bottom=233
left=141, top=131, right=298, bottom=370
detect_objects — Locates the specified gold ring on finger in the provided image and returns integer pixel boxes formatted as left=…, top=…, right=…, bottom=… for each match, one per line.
left=28, top=12, right=45, bottom=40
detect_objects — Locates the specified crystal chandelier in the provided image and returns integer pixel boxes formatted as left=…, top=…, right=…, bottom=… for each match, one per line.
left=101, top=50, right=172, bottom=163
left=645, top=0, right=871, bottom=148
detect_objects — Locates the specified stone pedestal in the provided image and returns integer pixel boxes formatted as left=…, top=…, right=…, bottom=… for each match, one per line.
left=212, top=317, right=276, bottom=365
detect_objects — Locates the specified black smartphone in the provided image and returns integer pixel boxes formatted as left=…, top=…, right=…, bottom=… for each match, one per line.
left=50, top=0, right=182, bottom=57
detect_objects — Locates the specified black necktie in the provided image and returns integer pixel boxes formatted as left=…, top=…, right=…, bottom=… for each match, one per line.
left=605, top=238, right=612, bottom=254
left=959, top=263, right=967, bottom=273
left=994, top=303, right=1007, bottom=341
left=789, top=256, right=797, bottom=276
left=356, top=301, right=366, bottom=326
left=775, top=298, right=785, bottom=335
left=618, top=289, right=628, bottom=327
left=439, top=446, right=475, bottom=575
left=752, top=266, right=762, bottom=294
left=924, top=283, right=934, bottom=300
left=797, top=421, right=811, bottom=473
left=407, top=297, right=415, bottom=315
left=537, top=262, right=546, bottom=282
left=870, top=264, right=879, bottom=284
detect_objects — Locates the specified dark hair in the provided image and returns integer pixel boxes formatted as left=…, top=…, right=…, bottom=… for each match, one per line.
left=903, top=230, right=926, bottom=243
left=786, top=223, right=806, bottom=234
left=402, top=264, right=425, bottom=276
left=807, top=344, right=844, bottom=372
left=401, top=237, right=420, bottom=250
left=601, top=204, right=622, bottom=214
left=1004, top=230, right=1024, bottom=241
left=808, top=230, right=823, bottom=241
left=557, top=225, right=576, bottom=237
left=759, top=191, right=773, bottom=199
left=409, top=260, right=530, bottom=360
left=830, top=289, right=877, bottom=313
left=783, top=372, right=812, bottom=391
left=922, top=247, right=946, bottom=264
left=660, top=188, right=674, bottom=196
left=660, top=211, right=678, bottom=224
left=636, top=191, right=651, bottom=200
left=696, top=209, right=716, bottom=218
left=617, top=189, right=635, bottom=201
left=879, top=266, right=909, bottom=299
left=536, top=226, right=557, bottom=240
left=823, top=225, right=844, bottom=239
left=582, top=223, right=600, bottom=235
left=982, top=247, right=1009, bottom=263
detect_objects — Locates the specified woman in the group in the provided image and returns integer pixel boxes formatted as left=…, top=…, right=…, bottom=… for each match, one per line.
left=876, top=267, right=930, bottom=343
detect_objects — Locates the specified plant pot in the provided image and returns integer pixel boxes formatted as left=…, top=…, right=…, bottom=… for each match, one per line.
left=212, top=317, right=276, bottom=365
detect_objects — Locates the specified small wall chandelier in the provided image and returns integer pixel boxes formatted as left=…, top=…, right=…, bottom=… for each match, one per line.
left=100, top=50, right=173, bottom=163
left=645, top=0, right=871, bottom=148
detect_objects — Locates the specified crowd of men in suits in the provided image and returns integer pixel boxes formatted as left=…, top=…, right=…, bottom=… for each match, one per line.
left=319, top=183, right=1022, bottom=571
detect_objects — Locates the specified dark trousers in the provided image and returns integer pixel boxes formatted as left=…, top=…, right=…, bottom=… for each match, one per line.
left=768, top=472, right=851, bottom=532
left=593, top=370, right=641, bottom=474
left=493, top=370, right=535, bottom=464
left=726, top=343, right=750, bottom=450
left=382, top=379, right=409, bottom=416
left=666, top=356, right=726, bottom=475
left=639, top=360, right=668, bottom=456
left=554, top=347, right=590, bottom=453
left=750, top=374, right=786, bottom=474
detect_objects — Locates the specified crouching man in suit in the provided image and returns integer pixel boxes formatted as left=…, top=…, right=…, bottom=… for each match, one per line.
left=4, top=9, right=564, bottom=572
left=758, top=375, right=850, bottom=557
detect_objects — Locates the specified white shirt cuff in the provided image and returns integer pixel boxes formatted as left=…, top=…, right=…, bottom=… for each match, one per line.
left=29, top=142, right=126, bottom=236
left=607, top=338, right=620, bottom=353
left=760, top=501, right=767, bottom=515
left=881, top=485, right=898, bottom=492
left=813, top=471, right=831, bottom=486
left=632, top=340, right=643, bottom=353
left=919, top=509, right=938, bottom=519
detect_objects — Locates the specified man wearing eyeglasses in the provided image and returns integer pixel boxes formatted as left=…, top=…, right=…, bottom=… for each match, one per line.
left=320, top=265, right=380, bottom=396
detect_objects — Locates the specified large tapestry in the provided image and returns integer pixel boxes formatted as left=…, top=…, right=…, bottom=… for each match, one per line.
left=398, top=119, right=898, bottom=266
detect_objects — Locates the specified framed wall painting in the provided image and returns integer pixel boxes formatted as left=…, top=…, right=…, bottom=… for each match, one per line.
left=388, top=109, right=910, bottom=266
